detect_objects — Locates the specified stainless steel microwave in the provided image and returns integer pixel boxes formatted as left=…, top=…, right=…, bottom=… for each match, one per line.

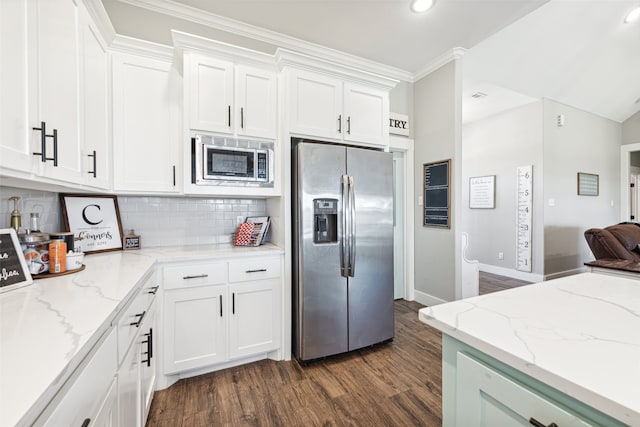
left=192, top=135, right=274, bottom=186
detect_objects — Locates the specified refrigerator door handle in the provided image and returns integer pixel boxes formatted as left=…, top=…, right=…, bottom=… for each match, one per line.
left=348, top=175, right=356, bottom=277
left=341, top=174, right=349, bottom=277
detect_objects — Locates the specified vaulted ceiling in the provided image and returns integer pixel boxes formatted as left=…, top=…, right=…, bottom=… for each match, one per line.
left=104, top=0, right=640, bottom=123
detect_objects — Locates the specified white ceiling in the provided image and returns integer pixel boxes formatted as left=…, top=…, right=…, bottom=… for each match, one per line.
left=105, top=0, right=640, bottom=123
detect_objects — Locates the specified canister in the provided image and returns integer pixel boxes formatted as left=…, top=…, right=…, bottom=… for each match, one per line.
left=49, top=232, right=75, bottom=253
left=18, top=232, right=51, bottom=275
left=49, top=240, right=67, bottom=274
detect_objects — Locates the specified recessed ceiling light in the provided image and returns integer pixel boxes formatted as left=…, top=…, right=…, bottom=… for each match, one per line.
left=410, top=0, right=435, bottom=13
left=624, top=6, right=640, bottom=23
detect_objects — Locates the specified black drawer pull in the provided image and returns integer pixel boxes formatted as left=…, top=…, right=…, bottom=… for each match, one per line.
left=147, top=285, right=159, bottom=295
left=219, top=295, right=222, bottom=317
left=183, top=274, right=208, bottom=280
left=81, top=418, right=90, bottom=427
left=245, top=269, right=267, bottom=273
left=87, top=150, right=97, bottom=177
left=130, top=310, right=146, bottom=327
left=529, top=418, right=557, bottom=427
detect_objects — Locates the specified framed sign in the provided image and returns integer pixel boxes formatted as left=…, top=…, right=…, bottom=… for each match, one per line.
left=423, top=159, right=451, bottom=228
left=578, top=172, right=599, bottom=196
left=469, top=175, right=496, bottom=209
left=0, top=228, right=33, bottom=293
left=60, top=194, right=124, bottom=254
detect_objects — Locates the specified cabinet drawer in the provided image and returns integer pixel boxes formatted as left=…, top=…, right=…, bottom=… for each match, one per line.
left=228, top=256, right=281, bottom=283
left=164, top=262, right=227, bottom=290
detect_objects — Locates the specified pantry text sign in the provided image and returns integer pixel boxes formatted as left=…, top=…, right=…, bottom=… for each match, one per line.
left=389, top=113, right=410, bottom=136
left=60, top=194, right=124, bottom=254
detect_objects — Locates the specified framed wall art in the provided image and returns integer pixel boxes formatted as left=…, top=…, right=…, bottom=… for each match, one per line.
left=577, top=172, right=599, bottom=196
left=423, top=159, right=451, bottom=228
left=60, top=194, right=124, bottom=254
left=469, top=175, right=496, bottom=209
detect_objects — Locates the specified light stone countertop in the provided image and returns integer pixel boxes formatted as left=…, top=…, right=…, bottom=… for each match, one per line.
left=419, top=272, right=640, bottom=426
left=0, top=243, right=282, bottom=427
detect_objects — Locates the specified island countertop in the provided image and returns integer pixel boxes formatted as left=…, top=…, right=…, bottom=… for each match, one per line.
left=419, top=272, right=640, bottom=426
left=0, top=243, right=282, bottom=427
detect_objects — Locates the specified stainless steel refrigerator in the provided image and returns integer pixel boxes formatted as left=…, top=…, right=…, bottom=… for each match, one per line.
left=292, top=139, right=394, bottom=362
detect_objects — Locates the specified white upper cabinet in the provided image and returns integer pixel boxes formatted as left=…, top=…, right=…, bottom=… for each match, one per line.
left=28, top=0, right=83, bottom=183
left=112, top=51, right=180, bottom=193
left=185, top=52, right=276, bottom=140
left=79, top=4, right=110, bottom=189
left=0, top=0, right=31, bottom=174
left=187, top=54, right=234, bottom=134
left=288, top=68, right=390, bottom=147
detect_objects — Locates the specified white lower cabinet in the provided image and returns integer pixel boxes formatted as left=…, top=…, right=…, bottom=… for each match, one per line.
left=34, top=328, right=117, bottom=427
left=91, top=378, right=118, bottom=427
left=163, top=255, right=282, bottom=375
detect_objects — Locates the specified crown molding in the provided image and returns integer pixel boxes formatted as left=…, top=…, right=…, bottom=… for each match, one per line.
left=84, top=0, right=117, bottom=44
left=413, top=47, right=467, bottom=82
left=114, top=0, right=414, bottom=82
left=110, top=35, right=174, bottom=61
left=171, top=30, right=275, bottom=69
left=275, top=49, right=398, bottom=91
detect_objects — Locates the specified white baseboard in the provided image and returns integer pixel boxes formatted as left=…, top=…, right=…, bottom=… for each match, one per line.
left=544, top=266, right=587, bottom=281
left=479, top=263, right=543, bottom=283
left=414, top=289, right=448, bottom=307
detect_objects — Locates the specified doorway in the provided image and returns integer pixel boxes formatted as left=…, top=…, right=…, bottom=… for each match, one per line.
left=620, top=143, right=640, bottom=221
left=393, top=151, right=405, bottom=299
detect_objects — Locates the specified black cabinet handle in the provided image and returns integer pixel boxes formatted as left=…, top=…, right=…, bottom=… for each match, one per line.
left=338, top=114, right=342, bottom=133
left=130, top=310, right=146, bottom=327
left=245, top=269, right=267, bottom=273
left=81, top=418, right=90, bottom=427
left=529, top=418, right=557, bottom=427
left=172, top=165, right=176, bottom=186
left=219, top=294, right=222, bottom=317
left=240, top=107, right=244, bottom=128
left=142, top=328, right=153, bottom=366
left=87, top=150, right=97, bottom=178
left=228, top=105, right=231, bottom=127
left=183, top=274, right=208, bottom=280
left=32, top=121, right=57, bottom=165
left=147, top=285, right=159, bottom=295
left=232, top=292, right=235, bottom=314
left=347, top=116, right=351, bottom=134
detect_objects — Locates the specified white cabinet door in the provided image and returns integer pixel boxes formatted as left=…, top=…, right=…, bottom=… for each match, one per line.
left=186, top=53, right=234, bottom=134
left=456, top=352, right=593, bottom=427
left=91, top=377, right=117, bottom=427
left=236, top=65, right=276, bottom=139
left=112, top=52, right=179, bottom=193
left=28, top=0, right=83, bottom=183
left=0, top=0, right=31, bottom=173
left=79, top=6, right=109, bottom=189
left=289, top=69, right=342, bottom=140
left=228, top=279, right=280, bottom=359
left=163, top=286, right=227, bottom=374
left=343, top=83, right=388, bottom=146
left=139, top=303, right=156, bottom=427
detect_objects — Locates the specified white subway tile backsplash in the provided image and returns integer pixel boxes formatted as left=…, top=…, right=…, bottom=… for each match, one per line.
left=0, top=186, right=267, bottom=247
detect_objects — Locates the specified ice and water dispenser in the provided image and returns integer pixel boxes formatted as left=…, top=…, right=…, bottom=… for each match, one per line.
left=313, top=199, right=338, bottom=243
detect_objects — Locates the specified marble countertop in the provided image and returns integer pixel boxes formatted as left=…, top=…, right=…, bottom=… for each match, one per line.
left=419, top=272, right=640, bottom=426
left=0, top=243, right=282, bottom=427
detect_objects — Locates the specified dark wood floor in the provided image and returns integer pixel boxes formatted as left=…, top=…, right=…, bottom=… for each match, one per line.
left=479, top=271, right=531, bottom=295
left=147, top=300, right=443, bottom=427
left=147, top=272, right=530, bottom=426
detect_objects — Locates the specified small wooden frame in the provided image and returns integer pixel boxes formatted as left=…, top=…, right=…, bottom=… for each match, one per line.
left=577, top=172, right=599, bottom=196
left=0, top=228, right=33, bottom=293
left=60, top=194, right=124, bottom=254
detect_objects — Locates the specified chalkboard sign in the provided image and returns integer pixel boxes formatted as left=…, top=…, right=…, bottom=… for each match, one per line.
left=424, top=159, right=451, bottom=228
left=0, top=228, right=33, bottom=293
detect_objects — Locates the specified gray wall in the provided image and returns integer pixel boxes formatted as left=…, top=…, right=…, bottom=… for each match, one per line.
left=542, top=99, right=621, bottom=276
left=623, top=110, right=640, bottom=145
left=462, top=101, right=544, bottom=276
left=389, top=81, right=414, bottom=137
left=413, top=60, right=461, bottom=303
